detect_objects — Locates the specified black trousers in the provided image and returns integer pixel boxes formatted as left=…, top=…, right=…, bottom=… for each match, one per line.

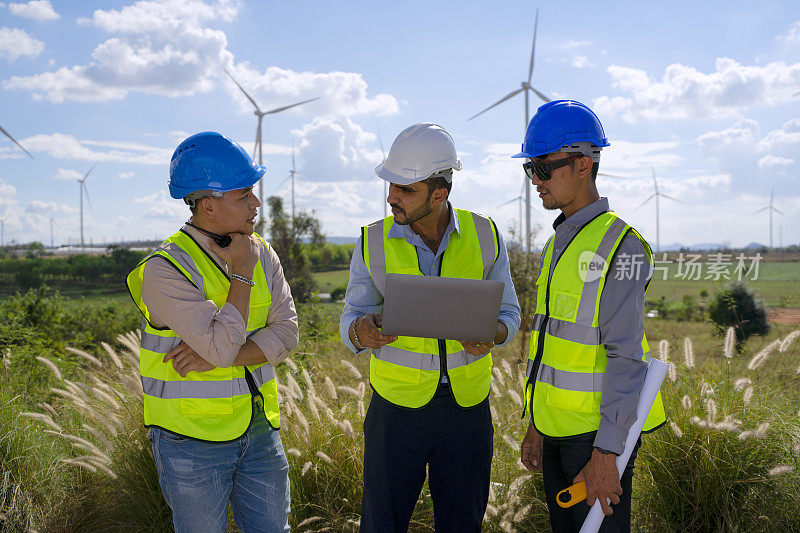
left=541, top=432, right=641, bottom=533
left=360, top=385, right=493, bottom=533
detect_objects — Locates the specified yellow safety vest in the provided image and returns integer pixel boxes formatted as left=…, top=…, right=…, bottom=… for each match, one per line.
left=363, top=209, right=499, bottom=409
left=126, top=229, right=280, bottom=441
left=523, top=211, right=666, bottom=438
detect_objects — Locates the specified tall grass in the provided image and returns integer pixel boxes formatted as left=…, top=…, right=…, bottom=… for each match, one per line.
left=5, top=325, right=800, bottom=531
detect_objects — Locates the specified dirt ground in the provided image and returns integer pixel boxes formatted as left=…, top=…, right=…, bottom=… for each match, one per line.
left=769, top=308, right=800, bottom=325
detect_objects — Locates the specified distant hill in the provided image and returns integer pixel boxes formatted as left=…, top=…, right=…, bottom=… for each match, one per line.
left=659, top=242, right=769, bottom=252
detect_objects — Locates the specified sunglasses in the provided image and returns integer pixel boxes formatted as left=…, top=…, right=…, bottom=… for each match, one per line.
left=522, top=153, right=582, bottom=181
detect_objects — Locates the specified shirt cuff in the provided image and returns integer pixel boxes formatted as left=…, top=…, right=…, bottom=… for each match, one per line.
left=217, top=302, right=247, bottom=345
left=593, top=421, right=629, bottom=456
left=495, top=318, right=516, bottom=348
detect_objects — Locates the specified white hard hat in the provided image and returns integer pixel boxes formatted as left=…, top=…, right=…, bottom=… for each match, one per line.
left=375, top=123, right=462, bottom=185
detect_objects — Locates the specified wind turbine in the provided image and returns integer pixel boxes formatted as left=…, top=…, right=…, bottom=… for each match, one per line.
left=0, top=124, right=33, bottom=159
left=49, top=216, right=54, bottom=248
left=76, top=163, right=97, bottom=252
left=469, top=9, right=549, bottom=255
left=0, top=215, right=6, bottom=247
left=497, top=178, right=535, bottom=244
left=635, top=167, right=682, bottom=253
left=752, top=188, right=784, bottom=248
left=223, top=69, right=319, bottom=223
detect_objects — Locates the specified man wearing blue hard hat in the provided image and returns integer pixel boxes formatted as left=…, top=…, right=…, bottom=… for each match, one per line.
left=514, top=101, right=665, bottom=532
left=126, top=131, right=298, bottom=532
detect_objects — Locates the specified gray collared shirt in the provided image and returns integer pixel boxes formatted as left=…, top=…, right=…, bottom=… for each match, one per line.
left=538, top=197, right=653, bottom=454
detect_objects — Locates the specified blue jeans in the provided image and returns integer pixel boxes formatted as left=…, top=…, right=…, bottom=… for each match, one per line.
left=149, top=401, right=291, bottom=532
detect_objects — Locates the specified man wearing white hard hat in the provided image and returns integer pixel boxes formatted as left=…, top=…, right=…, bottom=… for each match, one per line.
left=339, top=123, right=521, bottom=532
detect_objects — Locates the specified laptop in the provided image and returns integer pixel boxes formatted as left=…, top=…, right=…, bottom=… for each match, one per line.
left=381, top=273, right=504, bottom=342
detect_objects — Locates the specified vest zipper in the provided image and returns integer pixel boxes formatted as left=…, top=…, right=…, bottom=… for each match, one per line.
left=436, top=255, right=449, bottom=385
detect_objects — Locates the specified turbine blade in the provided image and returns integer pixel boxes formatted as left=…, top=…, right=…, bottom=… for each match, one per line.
left=773, top=207, right=785, bottom=216
left=497, top=197, right=520, bottom=208
left=274, top=174, right=291, bottom=191
left=263, top=96, right=320, bottom=115
left=84, top=162, right=98, bottom=180
left=527, top=9, right=539, bottom=84
left=794, top=90, right=800, bottom=97
left=0, top=124, right=34, bottom=159
left=636, top=194, right=655, bottom=210
left=253, top=120, right=261, bottom=160
left=83, top=182, right=93, bottom=209
left=752, top=206, right=769, bottom=214
left=530, top=86, right=551, bottom=103
left=224, top=68, right=261, bottom=112
left=378, top=132, right=386, bottom=159
left=468, top=87, right=525, bottom=120
left=597, top=172, right=629, bottom=179
left=659, top=193, right=682, bottom=203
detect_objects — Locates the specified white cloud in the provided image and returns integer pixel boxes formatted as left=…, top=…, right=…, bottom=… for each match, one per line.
left=560, top=40, right=591, bottom=50
left=25, top=200, right=75, bottom=215
left=4, top=0, right=398, bottom=117
left=21, top=133, right=172, bottom=164
left=291, top=116, right=380, bottom=182
left=118, top=171, right=135, bottom=179
left=571, top=55, right=590, bottom=69
left=594, top=58, right=800, bottom=122
left=697, top=118, right=800, bottom=190
left=55, top=168, right=83, bottom=181
left=0, top=27, right=44, bottom=61
left=758, top=155, right=794, bottom=168
left=133, top=190, right=187, bottom=220
left=8, top=1, right=59, bottom=21
left=780, top=20, right=800, bottom=46
left=225, top=64, right=399, bottom=118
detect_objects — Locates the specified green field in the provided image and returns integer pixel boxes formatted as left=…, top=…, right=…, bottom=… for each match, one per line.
left=313, top=269, right=350, bottom=293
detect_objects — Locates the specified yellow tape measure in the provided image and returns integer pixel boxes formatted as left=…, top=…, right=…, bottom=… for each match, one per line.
left=556, top=481, right=587, bottom=508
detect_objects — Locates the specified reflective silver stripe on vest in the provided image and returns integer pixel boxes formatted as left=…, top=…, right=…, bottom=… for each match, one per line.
left=366, top=220, right=387, bottom=295
left=574, top=217, right=628, bottom=326
left=141, top=330, right=182, bottom=353
left=448, top=350, right=487, bottom=370
left=250, top=364, right=277, bottom=387
left=376, top=345, right=440, bottom=371
left=141, top=376, right=251, bottom=399
left=526, top=357, right=535, bottom=378
left=473, top=213, right=496, bottom=279
left=142, top=328, right=263, bottom=355
left=159, top=242, right=205, bottom=293
left=548, top=317, right=601, bottom=345
left=530, top=313, right=600, bottom=345
left=535, top=363, right=604, bottom=392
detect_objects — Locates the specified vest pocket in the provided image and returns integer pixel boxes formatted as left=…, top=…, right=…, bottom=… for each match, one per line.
left=544, top=384, right=600, bottom=414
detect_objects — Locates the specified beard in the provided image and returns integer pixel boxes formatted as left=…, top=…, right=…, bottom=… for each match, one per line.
left=391, top=200, right=433, bottom=225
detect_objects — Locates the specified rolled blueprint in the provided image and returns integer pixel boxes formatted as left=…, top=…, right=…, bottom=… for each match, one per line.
left=579, top=358, right=669, bottom=533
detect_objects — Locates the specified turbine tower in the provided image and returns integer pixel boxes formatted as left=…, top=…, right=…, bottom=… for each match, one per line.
left=752, top=188, right=784, bottom=248
left=77, top=163, right=97, bottom=252
left=469, top=8, right=550, bottom=254
left=0, top=124, right=33, bottom=159
left=0, top=215, right=6, bottom=247
left=636, top=167, right=682, bottom=253
left=49, top=216, right=54, bottom=248
left=224, top=69, right=319, bottom=224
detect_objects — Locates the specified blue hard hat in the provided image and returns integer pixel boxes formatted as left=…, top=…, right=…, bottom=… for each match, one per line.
left=512, top=100, right=610, bottom=159
left=168, top=131, right=266, bottom=199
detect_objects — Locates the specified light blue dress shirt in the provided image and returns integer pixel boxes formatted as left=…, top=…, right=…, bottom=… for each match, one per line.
left=339, top=203, right=522, bottom=359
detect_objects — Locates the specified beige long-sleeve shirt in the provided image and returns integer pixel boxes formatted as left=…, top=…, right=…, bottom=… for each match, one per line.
left=141, top=224, right=299, bottom=367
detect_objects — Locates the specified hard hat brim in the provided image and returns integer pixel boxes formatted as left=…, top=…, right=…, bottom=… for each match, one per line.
left=374, top=160, right=462, bottom=186
left=169, top=165, right=266, bottom=199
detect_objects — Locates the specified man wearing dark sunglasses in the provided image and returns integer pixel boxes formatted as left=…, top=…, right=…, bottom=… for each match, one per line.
left=514, top=100, right=666, bottom=532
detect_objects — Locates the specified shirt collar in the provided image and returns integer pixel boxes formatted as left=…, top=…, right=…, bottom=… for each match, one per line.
left=387, top=201, right=459, bottom=240
left=552, top=197, right=610, bottom=231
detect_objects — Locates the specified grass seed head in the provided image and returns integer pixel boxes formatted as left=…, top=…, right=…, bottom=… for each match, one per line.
left=35, top=357, right=62, bottom=381
left=769, top=465, right=794, bottom=476
left=780, top=329, right=800, bottom=353
left=340, top=359, right=362, bottom=380
left=683, top=337, right=695, bottom=367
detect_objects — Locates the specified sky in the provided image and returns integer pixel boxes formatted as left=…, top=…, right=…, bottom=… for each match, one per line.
left=0, top=0, right=799, bottom=250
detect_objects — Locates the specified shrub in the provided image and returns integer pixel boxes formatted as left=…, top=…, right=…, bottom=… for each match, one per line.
left=330, top=285, right=347, bottom=303
left=708, top=282, right=769, bottom=347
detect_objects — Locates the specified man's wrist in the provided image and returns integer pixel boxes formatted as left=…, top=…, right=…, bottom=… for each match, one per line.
left=594, top=446, right=618, bottom=456
left=351, top=316, right=365, bottom=350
